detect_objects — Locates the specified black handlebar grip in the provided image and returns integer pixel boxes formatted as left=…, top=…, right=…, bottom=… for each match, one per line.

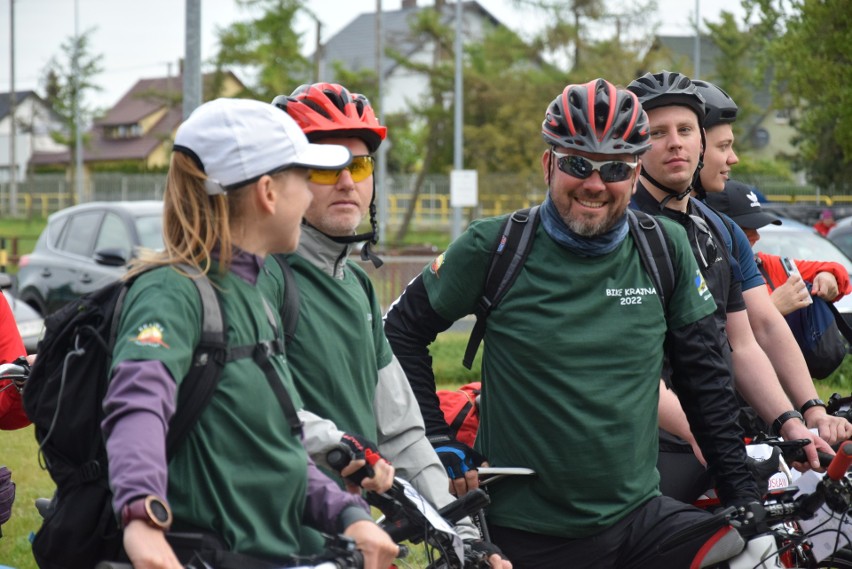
left=326, top=443, right=373, bottom=486
left=436, top=488, right=491, bottom=524
left=327, top=444, right=353, bottom=471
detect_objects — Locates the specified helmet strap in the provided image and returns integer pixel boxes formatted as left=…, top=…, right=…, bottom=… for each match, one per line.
left=309, top=177, right=384, bottom=268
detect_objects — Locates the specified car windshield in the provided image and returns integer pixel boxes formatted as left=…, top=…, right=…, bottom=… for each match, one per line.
left=135, top=214, right=164, bottom=251
left=753, top=226, right=852, bottom=273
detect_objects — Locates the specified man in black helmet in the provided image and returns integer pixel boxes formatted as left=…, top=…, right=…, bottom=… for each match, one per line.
left=385, top=78, right=759, bottom=569
left=627, top=72, right=832, bottom=490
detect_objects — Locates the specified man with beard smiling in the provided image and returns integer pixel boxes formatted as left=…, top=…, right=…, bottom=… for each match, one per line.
left=384, top=78, right=760, bottom=569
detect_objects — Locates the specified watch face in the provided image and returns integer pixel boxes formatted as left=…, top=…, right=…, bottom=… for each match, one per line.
left=149, top=499, right=170, bottom=523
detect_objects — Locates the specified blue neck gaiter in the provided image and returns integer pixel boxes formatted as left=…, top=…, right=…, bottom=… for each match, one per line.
left=539, top=193, right=628, bottom=257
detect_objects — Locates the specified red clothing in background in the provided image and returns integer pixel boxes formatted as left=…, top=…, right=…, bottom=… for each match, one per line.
left=756, top=251, right=852, bottom=303
left=0, top=294, right=28, bottom=429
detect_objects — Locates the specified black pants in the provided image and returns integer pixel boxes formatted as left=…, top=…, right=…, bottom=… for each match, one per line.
left=489, top=495, right=732, bottom=569
left=658, top=428, right=714, bottom=504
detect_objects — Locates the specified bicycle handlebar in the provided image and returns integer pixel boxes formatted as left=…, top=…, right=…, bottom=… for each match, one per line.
left=826, top=441, right=852, bottom=481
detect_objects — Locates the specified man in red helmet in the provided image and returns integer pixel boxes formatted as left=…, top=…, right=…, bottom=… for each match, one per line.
left=262, top=83, right=510, bottom=568
left=384, top=78, right=759, bottom=568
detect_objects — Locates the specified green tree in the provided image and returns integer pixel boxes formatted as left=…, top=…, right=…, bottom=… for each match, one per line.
left=39, top=28, right=104, bottom=200
left=754, top=0, right=852, bottom=192
left=212, top=0, right=312, bottom=101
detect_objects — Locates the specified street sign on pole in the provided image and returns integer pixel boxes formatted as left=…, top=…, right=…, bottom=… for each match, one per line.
left=450, top=169, right=478, bottom=208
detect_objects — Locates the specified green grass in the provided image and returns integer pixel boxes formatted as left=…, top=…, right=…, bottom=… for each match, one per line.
left=0, top=426, right=54, bottom=569
left=0, top=217, right=46, bottom=276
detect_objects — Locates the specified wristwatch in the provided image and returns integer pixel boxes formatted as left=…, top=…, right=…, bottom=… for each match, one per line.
left=121, top=495, right=173, bottom=531
left=772, top=410, right=805, bottom=437
left=799, top=398, right=827, bottom=416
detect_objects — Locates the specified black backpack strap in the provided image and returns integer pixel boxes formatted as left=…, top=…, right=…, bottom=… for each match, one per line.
left=166, top=265, right=227, bottom=458
left=270, top=254, right=301, bottom=345
left=755, top=255, right=778, bottom=290
left=463, top=206, right=540, bottom=369
left=229, top=298, right=301, bottom=436
left=256, top=297, right=302, bottom=436
left=827, top=301, right=852, bottom=344
left=627, top=209, right=675, bottom=314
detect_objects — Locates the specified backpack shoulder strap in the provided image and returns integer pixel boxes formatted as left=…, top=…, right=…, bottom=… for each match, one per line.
left=463, top=206, right=540, bottom=369
left=165, top=265, right=228, bottom=458
left=626, top=209, right=675, bottom=314
left=692, top=199, right=743, bottom=282
left=270, top=254, right=301, bottom=345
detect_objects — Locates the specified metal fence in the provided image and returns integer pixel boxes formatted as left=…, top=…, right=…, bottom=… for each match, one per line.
left=0, top=171, right=838, bottom=227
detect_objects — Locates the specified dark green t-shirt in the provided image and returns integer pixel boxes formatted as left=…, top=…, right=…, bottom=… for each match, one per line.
left=422, top=215, right=715, bottom=537
left=111, top=266, right=307, bottom=558
left=262, top=255, right=392, bottom=440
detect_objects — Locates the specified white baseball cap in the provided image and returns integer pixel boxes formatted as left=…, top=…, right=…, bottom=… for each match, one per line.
left=173, top=98, right=351, bottom=195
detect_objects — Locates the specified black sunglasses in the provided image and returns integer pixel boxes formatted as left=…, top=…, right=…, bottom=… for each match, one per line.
left=552, top=151, right=638, bottom=183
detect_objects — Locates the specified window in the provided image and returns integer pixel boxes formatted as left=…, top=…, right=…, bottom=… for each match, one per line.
left=94, top=213, right=133, bottom=260
left=58, top=211, right=102, bottom=257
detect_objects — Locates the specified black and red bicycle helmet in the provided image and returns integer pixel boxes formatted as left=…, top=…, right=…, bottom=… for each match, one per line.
left=542, top=78, right=651, bottom=155
left=272, top=83, right=387, bottom=153
left=693, top=80, right=738, bottom=128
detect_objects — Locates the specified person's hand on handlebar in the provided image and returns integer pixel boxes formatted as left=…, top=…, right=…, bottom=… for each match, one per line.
left=781, top=419, right=833, bottom=471
left=340, top=456, right=394, bottom=494
left=431, top=438, right=486, bottom=497
left=339, top=433, right=394, bottom=493
left=123, top=520, right=182, bottom=569
left=803, top=405, right=852, bottom=445
left=467, top=539, right=513, bottom=569
left=343, top=519, right=399, bottom=569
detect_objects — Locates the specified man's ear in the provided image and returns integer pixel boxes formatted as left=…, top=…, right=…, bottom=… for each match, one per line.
left=541, top=150, right=551, bottom=185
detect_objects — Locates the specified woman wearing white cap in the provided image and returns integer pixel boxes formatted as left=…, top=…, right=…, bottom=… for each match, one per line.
left=101, top=98, right=398, bottom=569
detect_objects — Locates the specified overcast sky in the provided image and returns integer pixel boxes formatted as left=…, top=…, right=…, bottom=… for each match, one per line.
left=0, top=0, right=747, bottom=110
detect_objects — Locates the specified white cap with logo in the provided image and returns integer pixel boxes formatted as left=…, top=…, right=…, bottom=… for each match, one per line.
left=173, top=98, right=351, bottom=195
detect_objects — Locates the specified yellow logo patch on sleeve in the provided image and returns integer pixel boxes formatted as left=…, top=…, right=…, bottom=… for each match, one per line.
left=430, top=253, right=445, bottom=277
left=132, top=323, right=170, bottom=348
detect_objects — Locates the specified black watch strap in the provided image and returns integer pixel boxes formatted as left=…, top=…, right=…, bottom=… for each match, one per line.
left=799, top=398, right=827, bottom=416
left=772, top=410, right=805, bottom=436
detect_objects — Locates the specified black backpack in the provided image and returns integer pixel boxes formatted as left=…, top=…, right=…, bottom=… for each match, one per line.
left=22, top=265, right=228, bottom=569
left=462, top=207, right=676, bottom=369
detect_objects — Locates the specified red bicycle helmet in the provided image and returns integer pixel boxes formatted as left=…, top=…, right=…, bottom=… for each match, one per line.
left=272, top=83, right=387, bottom=153
left=541, top=79, right=651, bottom=155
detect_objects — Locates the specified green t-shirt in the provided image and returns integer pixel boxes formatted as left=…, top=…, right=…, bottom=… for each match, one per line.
left=262, top=255, right=392, bottom=440
left=111, top=266, right=307, bottom=558
left=422, top=215, right=715, bottom=538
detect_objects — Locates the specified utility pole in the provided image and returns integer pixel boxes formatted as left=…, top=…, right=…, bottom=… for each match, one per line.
left=375, top=0, right=388, bottom=245
left=74, top=0, right=84, bottom=204
left=9, top=0, right=17, bottom=215
left=693, top=0, right=701, bottom=79
left=183, top=0, right=202, bottom=119
left=451, top=0, right=463, bottom=240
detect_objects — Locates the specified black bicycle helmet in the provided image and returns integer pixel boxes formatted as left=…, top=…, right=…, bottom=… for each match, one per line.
left=542, top=78, right=651, bottom=155
left=693, top=80, right=738, bottom=128
left=627, top=70, right=706, bottom=125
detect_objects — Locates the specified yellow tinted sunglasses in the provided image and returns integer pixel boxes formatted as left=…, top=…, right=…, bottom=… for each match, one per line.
left=308, top=155, right=375, bottom=185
